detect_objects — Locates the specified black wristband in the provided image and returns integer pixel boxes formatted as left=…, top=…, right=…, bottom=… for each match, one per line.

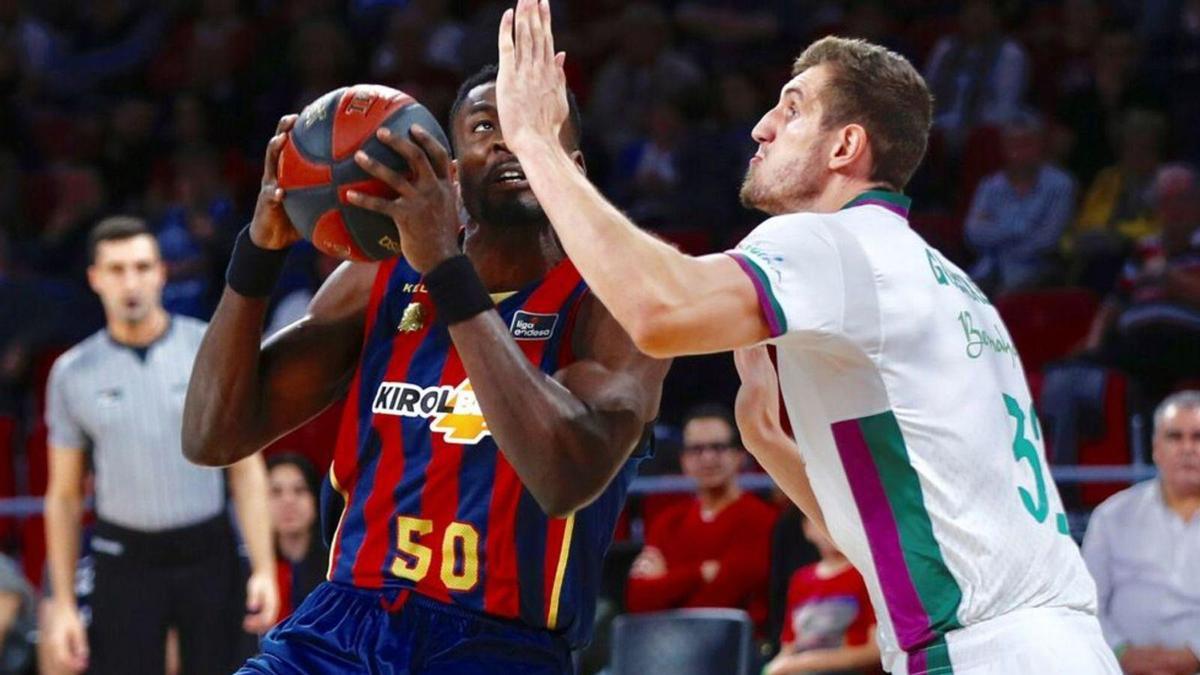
left=425, top=255, right=494, bottom=325
left=226, top=226, right=289, bottom=298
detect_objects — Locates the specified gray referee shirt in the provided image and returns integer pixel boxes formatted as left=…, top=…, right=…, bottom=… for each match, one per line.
left=45, top=316, right=225, bottom=532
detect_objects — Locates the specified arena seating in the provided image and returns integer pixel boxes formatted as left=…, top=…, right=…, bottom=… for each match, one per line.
left=994, top=288, right=1100, bottom=374
left=611, top=608, right=756, bottom=675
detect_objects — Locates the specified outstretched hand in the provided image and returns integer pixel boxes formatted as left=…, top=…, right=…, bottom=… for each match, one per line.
left=346, top=125, right=460, bottom=272
left=496, top=0, right=569, bottom=156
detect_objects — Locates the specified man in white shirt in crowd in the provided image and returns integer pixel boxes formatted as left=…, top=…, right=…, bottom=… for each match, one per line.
left=1083, top=391, right=1200, bottom=675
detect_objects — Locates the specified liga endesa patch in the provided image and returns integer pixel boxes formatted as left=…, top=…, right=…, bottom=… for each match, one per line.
left=509, top=310, right=558, bottom=340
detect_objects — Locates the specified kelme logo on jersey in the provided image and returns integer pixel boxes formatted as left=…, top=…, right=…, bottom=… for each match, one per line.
left=371, top=380, right=490, bottom=444
left=510, top=311, right=558, bottom=340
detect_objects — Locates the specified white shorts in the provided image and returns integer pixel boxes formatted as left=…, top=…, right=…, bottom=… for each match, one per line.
left=887, top=607, right=1122, bottom=674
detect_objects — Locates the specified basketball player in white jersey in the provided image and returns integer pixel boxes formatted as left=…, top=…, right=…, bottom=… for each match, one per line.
left=493, top=1, right=1120, bottom=672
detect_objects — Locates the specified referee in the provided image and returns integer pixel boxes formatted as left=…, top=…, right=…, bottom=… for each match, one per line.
left=42, top=217, right=278, bottom=674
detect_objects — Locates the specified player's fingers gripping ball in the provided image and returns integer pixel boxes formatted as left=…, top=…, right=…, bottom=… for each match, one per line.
left=278, top=84, right=451, bottom=261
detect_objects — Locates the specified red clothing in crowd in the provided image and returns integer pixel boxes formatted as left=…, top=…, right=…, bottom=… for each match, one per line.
left=781, top=562, right=876, bottom=652
left=626, top=493, right=777, bottom=629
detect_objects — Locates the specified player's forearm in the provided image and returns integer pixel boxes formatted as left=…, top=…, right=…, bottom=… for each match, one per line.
left=183, top=288, right=274, bottom=466
left=228, top=454, right=276, bottom=575
left=449, top=312, right=636, bottom=516
left=739, top=426, right=827, bottom=534
left=517, top=139, right=714, bottom=356
left=44, top=491, right=83, bottom=608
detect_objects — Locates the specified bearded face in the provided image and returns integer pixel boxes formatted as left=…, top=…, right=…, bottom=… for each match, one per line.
left=740, top=65, right=841, bottom=216
left=739, top=136, right=831, bottom=215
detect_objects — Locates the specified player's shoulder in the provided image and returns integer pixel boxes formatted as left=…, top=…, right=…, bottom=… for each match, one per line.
left=733, top=213, right=845, bottom=269
left=742, top=212, right=838, bottom=242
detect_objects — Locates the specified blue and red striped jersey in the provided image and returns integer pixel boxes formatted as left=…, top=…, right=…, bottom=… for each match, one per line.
left=320, top=256, right=641, bottom=648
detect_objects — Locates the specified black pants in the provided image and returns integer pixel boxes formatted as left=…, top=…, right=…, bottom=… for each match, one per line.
left=88, top=515, right=240, bottom=675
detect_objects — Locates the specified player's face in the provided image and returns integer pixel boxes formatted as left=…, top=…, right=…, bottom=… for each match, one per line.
left=1154, top=405, right=1200, bottom=494
left=740, top=65, right=838, bottom=215
left=269, top=464, right=316, bottom=537
left=87, top=235, right=166, bottom=326
left=680, top=417, right=743, bottom=490
left=453, top=82, right=581, bottom=229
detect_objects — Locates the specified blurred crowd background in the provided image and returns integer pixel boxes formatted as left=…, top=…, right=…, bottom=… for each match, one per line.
left=1, top=0, right=1200, bottom=673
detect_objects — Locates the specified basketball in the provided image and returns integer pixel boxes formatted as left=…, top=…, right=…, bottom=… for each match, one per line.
left=277, top=84, right=451, bottom=261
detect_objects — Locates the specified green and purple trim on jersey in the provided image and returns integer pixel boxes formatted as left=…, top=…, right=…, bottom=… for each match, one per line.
left=727, top=252, right=788, bottom=338
left=831, top=410, right=961, bottom=674
left=727, top=190, right=912, bottom=339
left=842, top=189, right=912, bottom=220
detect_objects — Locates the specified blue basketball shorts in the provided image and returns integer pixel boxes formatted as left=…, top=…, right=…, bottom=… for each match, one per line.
left=236, top=582, right=574, bottom=674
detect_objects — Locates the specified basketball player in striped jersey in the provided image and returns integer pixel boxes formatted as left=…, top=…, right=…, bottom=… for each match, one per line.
left=183, top=65, right=668, bottom=673
left=494, top=1, right=1121, bottom=673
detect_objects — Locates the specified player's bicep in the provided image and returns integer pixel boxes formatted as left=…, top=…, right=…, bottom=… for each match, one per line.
left=556, top=296, right=670, bottom=450
left=636, top=253, right=771, bottom=357
left=257, top=262, right=374, bottom=430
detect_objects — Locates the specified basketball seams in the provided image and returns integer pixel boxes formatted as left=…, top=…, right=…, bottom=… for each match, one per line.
left=280, top=88, right=449, bottom=261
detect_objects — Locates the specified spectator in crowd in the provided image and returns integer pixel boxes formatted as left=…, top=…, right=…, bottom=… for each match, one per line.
left=766, top=505, right=820, bottom=652
left=586, top=3, right=702, bottom=159
left=0, top=554, right=34, bottom=674
left=924, top=0, right=1030, bottom=151
left=258, top=18, right=355, bottom=138
left=764, top=517, right=880, bottom=675
left=626, top=404, right=776, bottom=631
left=42, top=217, right=277, bottom=674
left=367, top=4, right=460, bottom=118
left=0, top=231, right=102, bottom=414
left=965, top=112, right=1076, bottom=293
left=152, top=147, right=238, bottom=319
left=1082, top=390, right=1200, bottom=675
left=611, top=97, right=688, bottom=228
left=1086, top=164, right=1200, bottom=400
left=47, top=0, right=167, bottom=98
left=673, top=0, right=790, bottom=70
left=1071, top=108, right=1168, bottom=292
left=1055, top=29, right=1163, bottom=187
left=1026, top=0, right=1102, bottom=111
left=1164, top=0, right=1200, bottom=164
left=266, top=454, right=327, bottom=622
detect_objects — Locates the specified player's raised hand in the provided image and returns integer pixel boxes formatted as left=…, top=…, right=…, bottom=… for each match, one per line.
left=347, top=124, right=461, bottom=272
left=496, top=0, right=569, bottom=156
left=250, top=114, right=303, bottom=250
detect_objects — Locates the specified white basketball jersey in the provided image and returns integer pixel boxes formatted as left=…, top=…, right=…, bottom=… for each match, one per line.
left=728, top=191, right=1098, bottom=671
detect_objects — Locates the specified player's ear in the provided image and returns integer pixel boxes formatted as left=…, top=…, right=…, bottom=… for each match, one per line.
left=569, top=149, right=586, bottom=176
left=828, top=123, right=869, bottom=174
